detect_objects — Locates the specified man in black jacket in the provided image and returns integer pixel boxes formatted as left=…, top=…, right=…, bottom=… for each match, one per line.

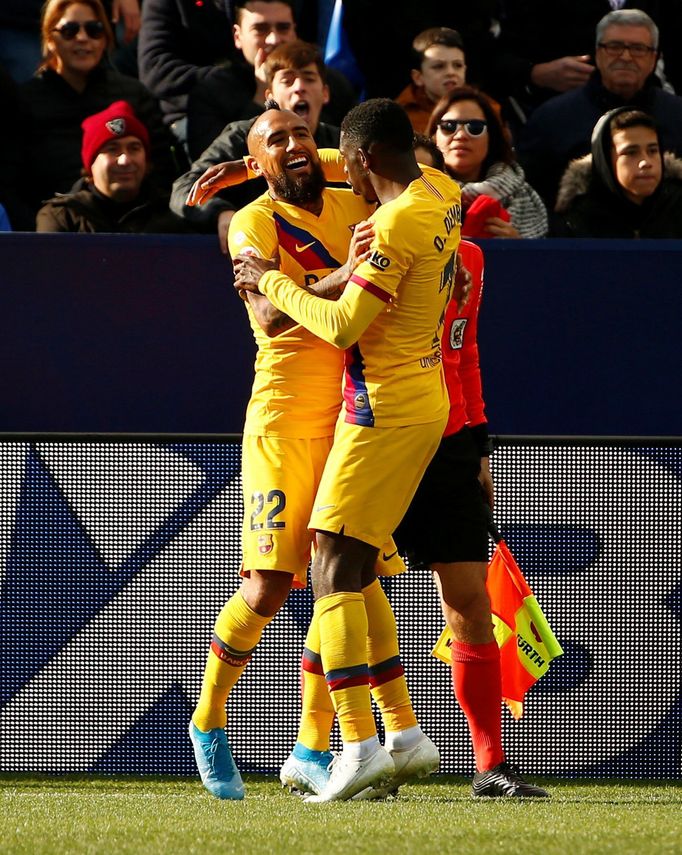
left=171, top=40, right=340, bottom=253
left=488, top=0, right=682, bottom=126
left=137, top=0, right=236, bottom=140
left=37, top=100, right=191, bottom=233
left=185, top=0, right=355, bottom=159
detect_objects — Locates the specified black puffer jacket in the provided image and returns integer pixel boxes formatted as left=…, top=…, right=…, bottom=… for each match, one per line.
left=18, top=65, right=184, bottom=220
left=36, top=178, right=194, bottom=234
left=552, top=109, right=682, bottom=238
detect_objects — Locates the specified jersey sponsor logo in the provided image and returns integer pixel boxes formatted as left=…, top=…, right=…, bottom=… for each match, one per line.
left=257, top=533, right=274, bottom=554
left=368, top=250, right=391, bottom=271
left=295, top=241, right=316, bottom=253
left=382, top=549, right=398, bottom=561
left=315, top=503, right=336, bottom=512
left=420, top=347, right=442, bottom=368
left=449, top=318, right=468, bottom=350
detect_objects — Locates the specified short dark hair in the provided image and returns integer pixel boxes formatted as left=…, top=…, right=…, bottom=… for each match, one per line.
left=426, top=85, right=514, bottom=171
left=411, top=27, right=465, bottom=71
left=610, top=108, right=658, bottom=135
left=413, top=133, right=445, bottom=171
left=264, top=40, right=327, bottom=85
left=232, top=0, right=294, bottom=25
left=341, top=98, right=414, bottom=153
left=263, top=98, right=281, bottom=111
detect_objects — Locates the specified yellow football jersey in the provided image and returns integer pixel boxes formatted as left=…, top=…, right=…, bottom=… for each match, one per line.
left=229, top=188, right=373, bottom=437
left=344, top=165, right=462, bottom=427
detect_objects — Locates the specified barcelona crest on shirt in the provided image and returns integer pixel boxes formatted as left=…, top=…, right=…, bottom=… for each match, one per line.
left=257, top=533, right=274, bottom=555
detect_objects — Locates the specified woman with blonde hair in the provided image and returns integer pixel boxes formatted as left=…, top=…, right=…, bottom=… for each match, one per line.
left=17, top=0, right=181, bottom=224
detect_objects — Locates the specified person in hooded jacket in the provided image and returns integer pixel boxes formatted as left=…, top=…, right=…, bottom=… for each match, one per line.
left=552, top=106, right=682, bottom=238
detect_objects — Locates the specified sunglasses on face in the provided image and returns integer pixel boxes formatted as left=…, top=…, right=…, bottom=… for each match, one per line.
left=437, top=119, right=488, bottom=137
left=52, top=20, right=105, bottom=40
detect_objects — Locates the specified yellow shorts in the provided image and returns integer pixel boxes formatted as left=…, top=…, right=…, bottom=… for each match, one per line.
left=241, top=433, right=333, bottom=587
left=309, top=417, right=447, bottom=549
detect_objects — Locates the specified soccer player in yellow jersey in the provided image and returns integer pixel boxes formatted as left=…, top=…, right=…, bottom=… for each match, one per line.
left=188, top=102, right=437, bottom=801
left=235, top=98, right=462, bottom=801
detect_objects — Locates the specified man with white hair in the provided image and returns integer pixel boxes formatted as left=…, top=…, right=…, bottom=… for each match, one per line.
left=517, top=8, right=682, bottom=207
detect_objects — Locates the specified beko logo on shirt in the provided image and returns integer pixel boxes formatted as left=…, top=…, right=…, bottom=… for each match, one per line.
left=369, top=250, right=391, bottom=270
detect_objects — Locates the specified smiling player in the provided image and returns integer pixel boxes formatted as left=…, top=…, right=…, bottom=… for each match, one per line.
left=188, top=103, right=432, bottom=800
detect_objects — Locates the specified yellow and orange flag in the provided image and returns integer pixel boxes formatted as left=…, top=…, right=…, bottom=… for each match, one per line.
left=432, top=534, right=563, bottom=720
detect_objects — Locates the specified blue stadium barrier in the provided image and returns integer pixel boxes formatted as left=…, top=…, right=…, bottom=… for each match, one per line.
left=1, top=234, right=681, bottom=436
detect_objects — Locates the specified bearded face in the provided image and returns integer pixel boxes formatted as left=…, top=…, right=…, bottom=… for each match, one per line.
left=268, top=158, right=326, bottom=205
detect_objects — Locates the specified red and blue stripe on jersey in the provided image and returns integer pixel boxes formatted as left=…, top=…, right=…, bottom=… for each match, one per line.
left=342, top=274, right=392, bottom=427
left=343, top=344, right=375, bottom=426
left=273, top=212, right=342, bottom=270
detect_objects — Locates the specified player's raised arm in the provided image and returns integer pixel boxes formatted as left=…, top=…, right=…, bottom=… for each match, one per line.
left=186, top=159, right=250, bottom=207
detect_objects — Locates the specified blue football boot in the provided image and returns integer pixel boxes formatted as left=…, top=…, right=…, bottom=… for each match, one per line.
left=188, top=720, right=245, bottom=800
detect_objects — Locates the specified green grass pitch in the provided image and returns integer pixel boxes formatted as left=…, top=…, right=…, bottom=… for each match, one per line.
left=1, top=774, right=679, bottom=855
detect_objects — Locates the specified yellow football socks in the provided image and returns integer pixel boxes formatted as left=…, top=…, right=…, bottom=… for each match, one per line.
left=364, top=579, right=418, bottom=734
left=316, top=592, right=376, bottom=744
left=297, top=609, right=335, bottom=751
left=192, top=590, right=271, bottom=732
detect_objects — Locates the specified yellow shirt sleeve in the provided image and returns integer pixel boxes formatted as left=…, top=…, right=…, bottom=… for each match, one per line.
left=317, top=148, right=346, bottom=183
left=259, top=270, right=386, bottom=349
left=228, top=204, right=277, bottom=260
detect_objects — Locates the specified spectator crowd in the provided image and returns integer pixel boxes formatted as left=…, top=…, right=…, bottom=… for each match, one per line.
left=2, top=1, right=682, bottom=239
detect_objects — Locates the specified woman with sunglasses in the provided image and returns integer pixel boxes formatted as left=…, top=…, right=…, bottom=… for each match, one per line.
left=426, top=86, right=547, bottom=239
left=17, top=0, right=182, bottom=226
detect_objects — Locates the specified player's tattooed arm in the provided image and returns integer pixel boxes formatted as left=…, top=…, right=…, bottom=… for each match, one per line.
left=244, top=290, right=297, bottom=337
left=234, top=220, right=375, bottom=301
left=232, top=250, right=296, bottom=336
left=313, top=219, right=374, bottom=299
left=185, top=160, right=249, bottom=207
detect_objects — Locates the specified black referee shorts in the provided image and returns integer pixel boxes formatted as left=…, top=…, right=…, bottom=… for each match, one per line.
left=394, top=426, right=489, bottom=567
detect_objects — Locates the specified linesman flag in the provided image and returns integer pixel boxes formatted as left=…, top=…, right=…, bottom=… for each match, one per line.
left=432, top=521, right=563, bottom=720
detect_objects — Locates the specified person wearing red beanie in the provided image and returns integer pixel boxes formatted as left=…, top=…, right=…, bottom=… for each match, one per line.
left=80, top=100, right=151, bottom=173
left=36, top=100, right=192, bottom=232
